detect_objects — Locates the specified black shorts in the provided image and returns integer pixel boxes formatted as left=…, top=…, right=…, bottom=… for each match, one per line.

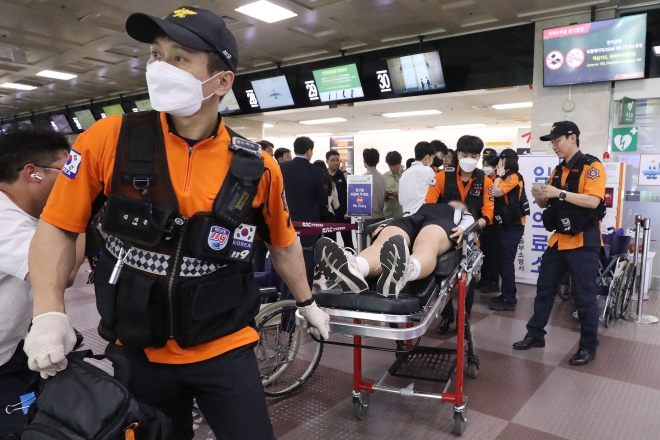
left=380, top=204, right=457, bottom=245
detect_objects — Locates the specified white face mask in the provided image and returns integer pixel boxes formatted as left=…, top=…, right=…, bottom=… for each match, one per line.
left=145, top=61, right=223, bottom=117
left=459, top=158, right=478, bottom=173
left=482, top=166, right=494, bottom=176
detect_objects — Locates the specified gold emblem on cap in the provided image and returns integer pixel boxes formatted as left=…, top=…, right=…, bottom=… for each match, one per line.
left=172, top=8, right=197, bottom=18
left=551, top=125, right=556, bottom=131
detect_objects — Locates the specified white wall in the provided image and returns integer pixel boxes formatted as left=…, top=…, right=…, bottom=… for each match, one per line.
left=268, top=126, right=520, bottom=174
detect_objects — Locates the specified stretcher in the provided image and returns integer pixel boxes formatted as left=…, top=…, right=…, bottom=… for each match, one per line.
left=296, top=220, right=483, bottom=435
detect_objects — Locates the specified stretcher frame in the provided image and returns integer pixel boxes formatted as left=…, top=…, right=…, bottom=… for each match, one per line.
left=296, top=220, right=483, bottom=435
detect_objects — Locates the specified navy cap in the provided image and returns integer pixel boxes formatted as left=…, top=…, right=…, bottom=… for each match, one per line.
left=499, top=148, right=518, bottom=160
left=482, top=148, right=497, bottom=157
left=539, top=121, right=580, bottom=141
left=126, top=6, right=239, bottom=72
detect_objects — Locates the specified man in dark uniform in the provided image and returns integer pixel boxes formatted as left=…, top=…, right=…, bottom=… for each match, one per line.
left=327, top=150, right=354, bottom=248
left=513, top=121, right=606, bottom=366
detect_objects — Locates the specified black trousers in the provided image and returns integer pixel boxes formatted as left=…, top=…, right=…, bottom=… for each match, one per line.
left=526, top=245, right=600, bottom=351
left=0, top=342, right=36, bottom=438
left=106, top=343, right=274, bottom=440
left=301, top=235, right=319, bottom=289
left=499, top=225, right=525, bottom=304
left=479, top=225, right=500, bottom=285
left=440, top=283, right=475, bottom=320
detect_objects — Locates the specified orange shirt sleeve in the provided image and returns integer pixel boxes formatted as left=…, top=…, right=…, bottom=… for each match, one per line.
left=498, top=173, right=520, bottom=195
left=581, top=161, right=606, bottom=200
left=424, top=171, right=445, bottom=203
left=254, top=153, right=296, bottom=248
left=40, top=117, right=120, bottom=233
left=482, top=177, right=494, bottom=224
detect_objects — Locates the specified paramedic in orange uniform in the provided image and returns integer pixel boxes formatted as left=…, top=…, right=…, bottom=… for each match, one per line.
left=513, top=121, right=606, bottom=367
left=22, top=7, right=329, bottom=440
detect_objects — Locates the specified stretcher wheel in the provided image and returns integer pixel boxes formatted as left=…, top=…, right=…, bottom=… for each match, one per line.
left=467, top=362, right=479, bottom=379
left=453, top=411, right=466, bottom=436
left=352, top=391, right=370, bottom=420
left=604, top=312, right=613, bottom=328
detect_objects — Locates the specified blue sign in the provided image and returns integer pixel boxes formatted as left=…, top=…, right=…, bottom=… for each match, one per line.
left=347, top=175, right=373, bottom=217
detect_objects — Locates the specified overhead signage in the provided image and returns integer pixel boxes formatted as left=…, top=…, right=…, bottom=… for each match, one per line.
left=245, top=89, right=259, bottom=108
left=312, top=63, right=364, bottom=102
left=347, top=175, right=373, bottom=217
left=619, top=96, right=636, bottom=125
left=611, top=126, right=638, bottom=152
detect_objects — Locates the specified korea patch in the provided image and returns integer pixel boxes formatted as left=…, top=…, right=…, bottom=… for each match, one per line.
left=429, top=178, right=437, bottom=186
left=233, top=224, right=256, bottom=242
left=208, top=226, right=231, bottom=251
left=561, top=218, right=571, bottom=230
left=62, top=149, right=82, bottom=180
left=587, top=168, right=600, bottom=179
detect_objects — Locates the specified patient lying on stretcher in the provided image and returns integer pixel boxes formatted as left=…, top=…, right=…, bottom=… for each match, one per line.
left=314, top=201, right=474, bottom=298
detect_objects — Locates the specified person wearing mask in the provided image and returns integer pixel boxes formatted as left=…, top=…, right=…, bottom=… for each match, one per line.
left=327, top=150, right=353, bottom=248
left=383, top=151, right=404, bottom=219
left=363, top=148, right=387, bottom=221
left=425, top=135, right=494, bottom=333
left=431, top=139, right=449, bottom=172
left=398, top=142, right=436, bottom=216
left=274, top=147, right=292, bottom=163
left=405, top=158, right=415, bottom=170
left=513, top=122, right=605, bottom=366
left=475, top=148, right=500, bottom=294
left=0, top=128, right=85, bottom=437
left=487, top=149, right=530, bottom=311
left=313, top=160, right=340, bottom=222
left=280, top=137, right=328, bottom=289
left=23, top=8, right=330, bottom=439
left=257, top=140, right=274, bottom=156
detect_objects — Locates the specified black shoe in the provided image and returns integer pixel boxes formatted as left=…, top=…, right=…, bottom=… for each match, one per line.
left=478, top=282, right=500, bottom=293
left=488, top=299, right=516, bottom=311
left=490, top=295, right=506, bottom=303
left=569, top=349, right=596, bottom=366
left=512, top=336, right=545, bottom=350
left=436, top=316, right=455, bottom=334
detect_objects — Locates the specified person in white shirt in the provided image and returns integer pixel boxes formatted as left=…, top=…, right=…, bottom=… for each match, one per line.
left=315, top=200, right=473, bottom=297
left=398, top=142, right=437, bottom=216
left=0, top=127, right=83, bottom=436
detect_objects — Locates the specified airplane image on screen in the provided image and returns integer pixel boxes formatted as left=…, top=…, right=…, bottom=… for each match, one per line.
left=269, top=89, right=282, bottom=99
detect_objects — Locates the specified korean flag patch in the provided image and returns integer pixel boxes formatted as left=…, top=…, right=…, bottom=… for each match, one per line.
left=233, top=224, right=256, bottom=242
left=62, top=149, right=82, bottom=180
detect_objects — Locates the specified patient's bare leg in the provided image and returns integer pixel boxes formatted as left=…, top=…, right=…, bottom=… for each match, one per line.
left=358, top=226, right=410, bottom=277
left=410, top=225, right=452, bottom=279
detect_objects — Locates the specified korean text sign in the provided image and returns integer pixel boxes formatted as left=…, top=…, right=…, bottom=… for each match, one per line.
left=347, top=175, right=373, bottom=217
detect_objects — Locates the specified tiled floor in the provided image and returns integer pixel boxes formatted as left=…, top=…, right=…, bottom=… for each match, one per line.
left=66, top=267, right=660, bottom=439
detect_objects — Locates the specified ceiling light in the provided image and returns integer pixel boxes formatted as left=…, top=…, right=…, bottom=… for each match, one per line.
left=263, top=123, right=275, bottom=128
left=382, top=110, right=442, bottom=118
left=235, top=1, right=297, bottom=23
left=296, top=132, right=333, bottom=136
left=299, top=117, right=347, bottom=125
left=358, top=129, right=403, bottom=134
left=653, top=46, right=660, bottom=56
left=435, top=124, right=487, bottom=130
left=36, top=70, right=77, bottom=80
left=491, top=102, right=533, bottom=110
left=1, top=83, right=37, bottom=90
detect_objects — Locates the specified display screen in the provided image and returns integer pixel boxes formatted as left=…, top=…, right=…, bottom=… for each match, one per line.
left=134, top=99, right=153, bottom=111
left=219, top=89, right=241, bottom=113
left=543, top=14, right=647, bottom=87
left=312, top=64, right=364, bottom=102
left=250, top=76, right=295, bottom=109
left=103, top=104, right=124, bottom=116
left=385, top=51, right=446, bottom=94
left=50, top=114, right=73, bottom=134
left=74, top=110, right=96, bottom=130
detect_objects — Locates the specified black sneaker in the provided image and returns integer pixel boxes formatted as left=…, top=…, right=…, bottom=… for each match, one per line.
left=314, top=237, right=369, bottom=293
left=488, top=299, right=516, bottom=311
left=490, top=295, right=506, bottom=303
left=376, top=235, right=412, bottom=297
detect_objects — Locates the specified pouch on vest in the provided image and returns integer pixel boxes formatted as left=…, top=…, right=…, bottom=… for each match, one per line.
left=102, top=194, right=172, bottom=248
left=190, top=216, right=256, bottom=263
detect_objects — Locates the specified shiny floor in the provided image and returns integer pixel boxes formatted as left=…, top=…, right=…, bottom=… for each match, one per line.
left=66, top=267, right=660, bottom=440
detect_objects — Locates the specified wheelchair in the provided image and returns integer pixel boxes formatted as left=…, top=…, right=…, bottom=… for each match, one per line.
left=296, top=220, right=483, bottom=435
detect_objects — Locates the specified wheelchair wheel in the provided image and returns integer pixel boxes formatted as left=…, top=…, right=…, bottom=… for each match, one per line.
left=557, top=273, right=571, bottom=302
left=616, top=263, right=636, bottom=318
left=254, top=300, right=323, bottom=398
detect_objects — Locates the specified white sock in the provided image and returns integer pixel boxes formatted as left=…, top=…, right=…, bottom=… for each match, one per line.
left=355, top=256, right=370, bottom=277
left=408, top=257, right=422, bottom=281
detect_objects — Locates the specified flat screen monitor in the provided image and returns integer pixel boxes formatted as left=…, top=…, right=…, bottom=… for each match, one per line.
left=219, top=89, right=241, bottom=113
left=312, top=64, right=364, bottom=102
left=50, top=114, right=73, bottom=134
left=73, top=110, right=96, bottom=130
left=543, top=14, right=647, bottom=87
left=250, top=76, right=295, bottom=109
left=385, top=51, right=446, bottom=94
left=103, top=104, right=125, bottom=116
left=134, top=99, right=153, bottom=111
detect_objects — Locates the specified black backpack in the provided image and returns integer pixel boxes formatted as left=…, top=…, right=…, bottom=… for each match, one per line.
left=9, top=351, right=172, bottom=440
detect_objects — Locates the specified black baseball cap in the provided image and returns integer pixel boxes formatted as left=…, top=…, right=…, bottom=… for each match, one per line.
left=499, top=148, right=518, bottom=160
left=482, top=148, right=497, bottom=157
left=126, top=6, right=239, bottom=72
left=539, top=121, right=580, bottom=141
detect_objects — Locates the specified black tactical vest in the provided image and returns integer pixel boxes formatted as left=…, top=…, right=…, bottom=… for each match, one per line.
left=493, top=171, right=530, bottom=226
left=542, top=153, right=606, bottom=235
left=439, top=167, right=486, bottom=221
left=94, top=111, right=265, bottom=350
